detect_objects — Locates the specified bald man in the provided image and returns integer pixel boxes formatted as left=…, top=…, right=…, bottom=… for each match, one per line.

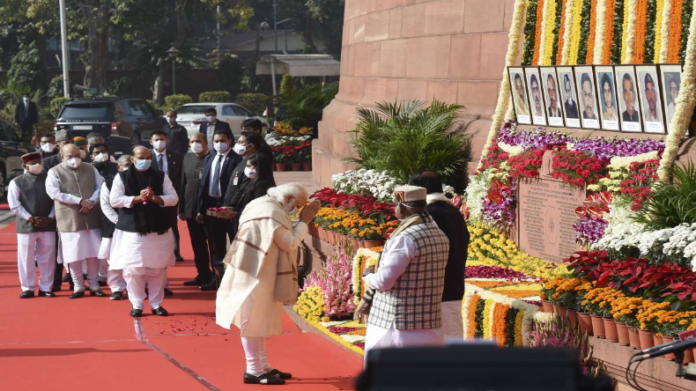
left=109, top=146, right=179, bottom=317
left=46, top=144, right=106, bottom=298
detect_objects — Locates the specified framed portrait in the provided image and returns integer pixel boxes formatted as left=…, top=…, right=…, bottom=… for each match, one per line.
left=508, top=67, right=532, bottom=125
left=659, top=64, right=682, bottom=134
left=540, top=67, right=564, bottom=127
left=574, top=66, right=600, bottom=129
left=557, top=67, right=581, bottom=128
left=594, top=66, right=620, bottom=131
left=636, top=65, right=666, bottom=134
left=524, top=67, right=547, bottom=126
left=614, top=66, right=643, bottom=132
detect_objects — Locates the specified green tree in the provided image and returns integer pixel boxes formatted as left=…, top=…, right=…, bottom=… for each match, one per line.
left=280, top=74, right=295, bottom=96
left=7, top=42, right=48, bottom=92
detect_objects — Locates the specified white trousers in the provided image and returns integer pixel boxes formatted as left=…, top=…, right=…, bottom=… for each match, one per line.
left=17, top=232, right=56, bottom=292
left=68, top=259, right=100, bottom=292
left=441, top=300, right=464, bottom=341
left=108, top=268, right=127, bottom=293
left=98, top=259, right=109, bottom=281
left=123, top=267, right=166, bottom=310
left=364, top=323, right=445, bottom=367
left=240, top=337, right=270, bottom=376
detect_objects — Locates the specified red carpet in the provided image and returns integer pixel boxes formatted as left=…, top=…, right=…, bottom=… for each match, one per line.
left=0, top=221, right=362, bottom=390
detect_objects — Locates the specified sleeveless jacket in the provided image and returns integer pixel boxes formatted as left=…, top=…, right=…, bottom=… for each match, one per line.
left=52, top=163, right=102, bottom=232
left=13, top=172, right=56, bottom=233
left=115, top=169, right=171, bottom=235
left=368, top=221, right=450, bottom=330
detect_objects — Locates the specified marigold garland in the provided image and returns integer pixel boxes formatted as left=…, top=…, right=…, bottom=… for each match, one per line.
left=591, top=0, right=606, bottom=64
left=523, top=0, right=540, bottom=65
left=668, top=0, right=683, bottom=62
left=653, top=0, right=667, bottom=63
left=542, top=0, right=559, bottom=65
left=645, top=0, right=658, bottom=63
left=568, top=0, right=585, bottom=64
left=561, top=0, right=580, bottom=64
left=586, top=0, right=599, bottom=64
left=534, top=0, right=547, bottom=65
left=577, top=0, right=593, bottom=64
left=633, top=0, right=648, bottom=63
left=556, top=0, right=570, bottom=63
left=680, top=0, right=693, bottom=62
left=622, top=0, right=638, bottom=62
left=467, top=294, right=481, bottom=338
left=514, top=311, right=526, bottom=346
left=493, top=304, right=511, bottom=345
left=600, top=0, right=617, bottom=63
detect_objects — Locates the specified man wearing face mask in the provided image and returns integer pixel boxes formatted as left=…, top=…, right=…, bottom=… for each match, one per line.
left=43, top=130, right=74, bottom=171
left=99, top=155, right=131, bottom=300
left=38, top=133, right=59, bottom=159
left=90, top=143, right=119, bottom=286
left=164, top=111, right=189, bottom=157
left=46, top=144, right=106, bottom=299
left=109, top=146, right=179, bottom=317
left=355, top=185, right=450, bottom=362
left=199, top=108, right=233, bottom=152
left=9, top=153, right=57, bottom=298
left=15, top=94, right=39, bottom=141
left=150, top=130, right=184, bottom=265
left=180, top=133, right=212, bottom=287
left=197, top=130, right=242, bottom=290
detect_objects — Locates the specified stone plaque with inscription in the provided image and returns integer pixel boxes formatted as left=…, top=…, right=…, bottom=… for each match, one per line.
left=517, top=159, right=586, bottom=263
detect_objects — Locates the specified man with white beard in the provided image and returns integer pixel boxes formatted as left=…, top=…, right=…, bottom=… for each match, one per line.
left=109, top=146, right=179, bottom=317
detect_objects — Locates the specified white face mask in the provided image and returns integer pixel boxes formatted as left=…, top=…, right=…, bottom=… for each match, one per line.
left=244, top=167, right=257, bottom=179
left=167, top=116, right=176, bottom=124
left=233, top=143, right=247, bottom=156
left=214, top=142, right=229, bottom=153
left=190, top=142, right=204, bottom=154
left=134, top=159, right=151, bottom=171
left=27, top=163, right=44, bottom=175
left=152, top=140, right=166, bottom=151
left=41, top=143, right=56, bottom=153
left=206, top=115, right=216, bottom=123
left=66, top=157, right=82, bottom=169
left=23, top=98, right=29, bottom=104
left=94, top=152, right=109, bottom=163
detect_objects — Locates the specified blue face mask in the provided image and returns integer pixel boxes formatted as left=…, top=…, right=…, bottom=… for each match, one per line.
left=134, top=159, right=152, bottom=171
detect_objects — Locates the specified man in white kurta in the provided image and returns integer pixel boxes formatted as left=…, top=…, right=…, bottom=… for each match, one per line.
left=109, top=146, right=178, bottom=317
left=46, top=144, right=106, bottom=298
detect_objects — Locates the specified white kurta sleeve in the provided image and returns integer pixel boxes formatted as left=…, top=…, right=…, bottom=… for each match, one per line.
left=109, top=174, right=135, bottom=208
left=46, top=168, right=81, bottom=205
left=160, top=174, right=179, bottom=207
left=87, top=166, right=104, bottom=203
left=273, top=222, right=308, bottom=252
left=100, top=183, right=118, bottom=224
left=363, top=235, right=417, bottom=291
left=8, top=180, right=32, bottom=221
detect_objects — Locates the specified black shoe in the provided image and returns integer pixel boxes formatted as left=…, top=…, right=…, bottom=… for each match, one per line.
left=90, top=289, right=107, bottom=297
left=243, top=373, right=285, bottom=385
left=199, top=281, right=217, bottom=291
left=62, top=274, right=71, bottom=283
left=110, top=291, right=124, bottom=300
left=38, top=291, right=55, bottom=297
left=69, top=291, right=85, bottom=299
left=130, top=308, right=143, bottom=317
left=267, top=369, right=292, bottom=380
left=52, top=286, right=62, bottom=292
left=98, top=280, right=107, bottom=287
left=164, top=288, right=174, bottom=296
left=175, top=256, right=185, bottom=262
left=152, top=306, right=169, bottom=316
left=69, top=282, right=75, bottom=291
left=183, top=276, right=207, bottom=286
left=19, top=290, right=34, bottom=299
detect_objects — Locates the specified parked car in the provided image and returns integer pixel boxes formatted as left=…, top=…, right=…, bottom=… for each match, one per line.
left=172, top=103, right=269, bottom=138
left=54, top=97, right=166, bottom=155
left=0, top=119, right=33, bottom=200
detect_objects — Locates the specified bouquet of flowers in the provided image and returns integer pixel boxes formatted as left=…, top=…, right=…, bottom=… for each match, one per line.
left=552, top=148, right=607, bottom=187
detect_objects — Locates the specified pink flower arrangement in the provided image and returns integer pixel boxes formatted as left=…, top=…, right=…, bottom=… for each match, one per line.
left=465, top=265, right=534, bottom=281
left=304, top=244, right=356, bottom=319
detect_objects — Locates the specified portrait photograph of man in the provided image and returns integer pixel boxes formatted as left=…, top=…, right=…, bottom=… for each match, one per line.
left=508, top=67, right=532, bottom=124
left=636, top=65, right=666, bottom=133
left=525, top=67, right=547, bottom=126
left=574, top=66, right=600, bottom=129
left=614, top=66, right=642, bottom=132
left=595, top=66, right=620, bottom=131
left=557, top=67, right=580, bottom=128
left=541, top=68, right=564, bottom=127
left=660, top=65, right=682, bottom=134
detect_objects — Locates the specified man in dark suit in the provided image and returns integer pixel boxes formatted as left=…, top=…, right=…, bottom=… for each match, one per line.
left=15, top=94, right=39, bottom=141
left=180, top=133, right=212, bottom=286
left=408, top=170, right=469, bottom=341
left=150, top=130, right=184, bottom=264
left=43, top=130, right=74, bottom=171
left=38, top=133, right=59, bottom=160
left=164, top=110, right=190, bottom=157
left=196, top=129, right=242, bottom=290
left=198, top=108, right=233, bottom=152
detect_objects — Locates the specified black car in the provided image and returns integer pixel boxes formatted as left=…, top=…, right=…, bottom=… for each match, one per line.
left=0, top=119, right=33, bottom=200
left=54, top=97, right=166, bottom=156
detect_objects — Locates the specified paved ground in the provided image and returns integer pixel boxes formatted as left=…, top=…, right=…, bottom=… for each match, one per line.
left=0, top=172, right=363, bottom=390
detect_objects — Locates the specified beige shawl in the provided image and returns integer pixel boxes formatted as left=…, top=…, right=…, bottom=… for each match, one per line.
left=215, top=196, right=298, bottom=330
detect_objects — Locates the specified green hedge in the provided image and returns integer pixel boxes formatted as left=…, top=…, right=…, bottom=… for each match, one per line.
left=49, top=97, right=72, bottom=119
left=235, top=93, right=268, bottom=115
left=199, top=91, right=232, bottom=103
left=164, top=94, right=193, bottom=111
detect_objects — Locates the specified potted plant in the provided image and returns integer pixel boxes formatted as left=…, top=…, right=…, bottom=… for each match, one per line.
left=575, top=292, right=594, bottom=336
left=274, top=149, right=288, bottom=172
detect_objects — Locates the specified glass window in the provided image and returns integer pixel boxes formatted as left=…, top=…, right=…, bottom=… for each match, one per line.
left=233, top=106, right=251, bottom=117
left=60, top=104, right=111, bottom=119
left=128, top=100, right=148, bottom=116
left=176, top=106, right=215, bottom=115
left=222, top=106, right=236, bottom=116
